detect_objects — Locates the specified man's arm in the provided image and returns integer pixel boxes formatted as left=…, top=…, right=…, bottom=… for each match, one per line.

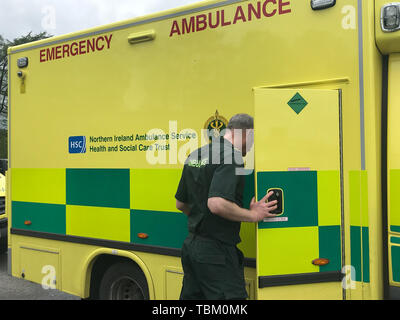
left=175, top=164, right=190, bottom=216
left=208, top=192, right=278, bottom=223
left=176, top=199, right=191, bottom=216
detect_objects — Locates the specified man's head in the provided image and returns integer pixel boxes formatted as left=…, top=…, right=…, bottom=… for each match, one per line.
left=224, top=113, right=254, bottom=156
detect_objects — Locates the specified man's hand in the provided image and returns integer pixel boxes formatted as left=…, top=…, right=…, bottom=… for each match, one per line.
left=176, top=199, right=191, bottom=216
left=208, top=191, right=278, bottom=223
left=250, top=191, right=278, bottom=222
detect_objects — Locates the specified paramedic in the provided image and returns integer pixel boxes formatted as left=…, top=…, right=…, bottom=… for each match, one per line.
left=175, top=113, right=278, bottom=300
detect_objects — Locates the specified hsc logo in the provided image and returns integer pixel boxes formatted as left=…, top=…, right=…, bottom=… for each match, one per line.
left=69, top=136, right=86, bottom=154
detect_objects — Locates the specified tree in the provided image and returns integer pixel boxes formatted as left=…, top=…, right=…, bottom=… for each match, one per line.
left=0, top=31, right=52, bottom=116
left=0, top=35, right=8, bottom=116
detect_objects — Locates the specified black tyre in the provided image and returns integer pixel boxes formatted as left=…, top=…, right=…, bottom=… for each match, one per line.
left=0, top=238, right=6, bottom=254
left=0, top=226, right=7, bottom=254
left=98, top=262, right=149, bottom=300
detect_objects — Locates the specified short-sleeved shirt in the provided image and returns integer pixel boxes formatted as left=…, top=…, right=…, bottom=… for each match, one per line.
left=175, top=137, right=245, bottom=245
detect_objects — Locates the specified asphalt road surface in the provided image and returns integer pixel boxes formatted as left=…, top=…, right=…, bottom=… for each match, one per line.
left=0, top=251, right=80, bottom=300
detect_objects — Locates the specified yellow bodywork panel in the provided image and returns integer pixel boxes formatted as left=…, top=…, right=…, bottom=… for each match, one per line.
left=254, top=88, right=340, bottom=172
left=257, top=282, right=342, bottom=300
left=19, top=244, right=60, bottom=290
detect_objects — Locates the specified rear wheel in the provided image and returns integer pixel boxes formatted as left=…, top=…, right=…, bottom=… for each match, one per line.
left=98, top=262, right=149, bottom=300
left=0, top=225, right=7, bottom=254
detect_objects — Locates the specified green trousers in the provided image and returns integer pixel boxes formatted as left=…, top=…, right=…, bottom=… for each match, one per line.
left=180, top=233, right=248, bottom=300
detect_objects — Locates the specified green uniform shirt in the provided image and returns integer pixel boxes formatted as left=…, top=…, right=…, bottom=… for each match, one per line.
left=175, top=137, right=245, bottom=245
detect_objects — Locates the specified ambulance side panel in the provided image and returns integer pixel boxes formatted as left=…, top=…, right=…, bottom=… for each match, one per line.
left=7, top=0, right=384, bottom=299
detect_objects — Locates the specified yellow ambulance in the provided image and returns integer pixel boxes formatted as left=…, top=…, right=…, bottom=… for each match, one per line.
left=0, top=170, right=7, bottom=253
left=6, top=0, right=400, bottom=300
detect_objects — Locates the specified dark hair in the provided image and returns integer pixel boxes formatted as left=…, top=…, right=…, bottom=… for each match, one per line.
left=227, top=113, right=254, bottom=130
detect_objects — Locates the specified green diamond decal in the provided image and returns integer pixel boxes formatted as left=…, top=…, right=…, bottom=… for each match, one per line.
left=288, top=93, right=308, bottom=115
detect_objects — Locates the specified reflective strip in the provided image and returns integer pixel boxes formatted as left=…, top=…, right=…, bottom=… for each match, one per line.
left=317, top=171, right=341, bottom=226
left=130, top=169, right=182, bottom=212
left=131, top=209, right=187, bottom=249
left=12, top=201, right=66, bottom=235
left=391, top=237, right=400, bottom=245
left=392, top=246, right=400, bottom=282
left=258, top=227, right=320, bottom=276
left=66, top=205, right=130, bottom=242
left=11, top=168, right=66, bottom=204
left=66, top=169, right=130, bottom=209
